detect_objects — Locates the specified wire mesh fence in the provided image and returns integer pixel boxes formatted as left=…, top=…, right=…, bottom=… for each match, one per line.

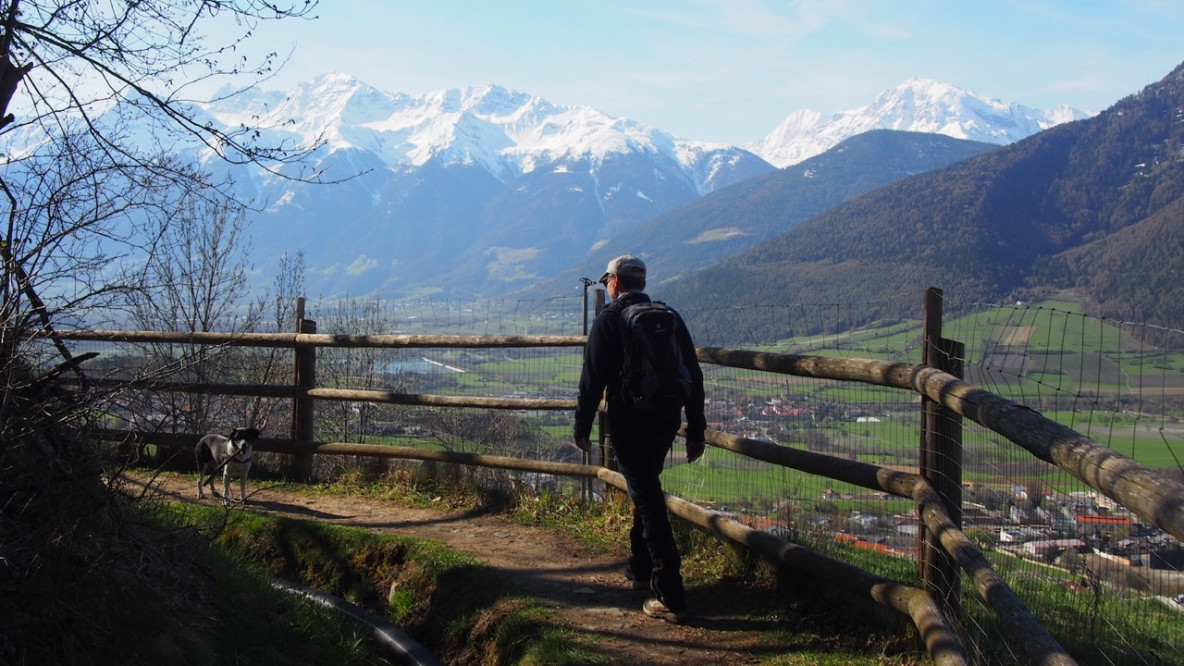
left=942, top=300, right=1184, bottom=665
left=59, top=291, right=1184, bottom=665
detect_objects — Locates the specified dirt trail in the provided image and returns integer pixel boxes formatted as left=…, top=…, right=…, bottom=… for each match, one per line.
left=140, top=474, right=788, bottom=665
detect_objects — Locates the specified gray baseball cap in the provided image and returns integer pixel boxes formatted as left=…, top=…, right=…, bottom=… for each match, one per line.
left=599, top=255, right=646, bottom=285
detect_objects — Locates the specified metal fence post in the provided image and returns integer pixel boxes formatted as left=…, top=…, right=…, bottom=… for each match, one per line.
left=291, top=297, right=317, bottom=480
left=919, top=287, right=964, bottom=613
left=593, top=288, right=617, bottom=473
left=580, top=277, right=595, bottom=503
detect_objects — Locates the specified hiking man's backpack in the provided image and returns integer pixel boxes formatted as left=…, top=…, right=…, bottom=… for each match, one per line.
left=617, top=301, right=694, bottom=412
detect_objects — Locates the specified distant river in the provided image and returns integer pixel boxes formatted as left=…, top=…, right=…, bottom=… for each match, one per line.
left=376, top=357, right=465, bottom=374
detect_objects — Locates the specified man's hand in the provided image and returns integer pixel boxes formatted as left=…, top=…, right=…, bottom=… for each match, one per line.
left=573, top=435, right=592, bottom=453
left=686, top=439, right=705, bottom=463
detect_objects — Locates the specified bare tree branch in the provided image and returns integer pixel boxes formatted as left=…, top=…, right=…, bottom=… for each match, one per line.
left=3, top=1, right=325, bottom=178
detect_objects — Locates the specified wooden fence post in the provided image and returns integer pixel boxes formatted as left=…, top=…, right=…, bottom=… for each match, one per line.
left=291, top=297, right=317, bottom=480
left=920, top=287, right=964, bottom=613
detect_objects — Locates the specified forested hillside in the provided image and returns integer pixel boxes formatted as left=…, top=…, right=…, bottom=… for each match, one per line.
left=530, top=130, right=996, bottom=296
left=668, top=61, right=1184, bottom=343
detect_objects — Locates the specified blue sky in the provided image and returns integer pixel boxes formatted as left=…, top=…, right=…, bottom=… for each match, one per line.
left=226, top=1, right=1184, bottom=145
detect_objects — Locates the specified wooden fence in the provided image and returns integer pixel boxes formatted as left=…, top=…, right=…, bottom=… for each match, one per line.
left=53, top=294, right=1184, bottom=666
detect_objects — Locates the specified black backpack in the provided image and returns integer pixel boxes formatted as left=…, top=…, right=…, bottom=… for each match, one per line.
left=616, top=301, right=694, bottom=411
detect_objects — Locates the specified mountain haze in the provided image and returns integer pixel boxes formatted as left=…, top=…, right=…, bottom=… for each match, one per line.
left=668, top=62, right=1184, bottom=343
left=529, top=130, right=998, bottom=297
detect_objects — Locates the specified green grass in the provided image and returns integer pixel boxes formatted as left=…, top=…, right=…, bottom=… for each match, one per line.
left=958, top=551, right=1184, bottom=665
left=663, top=455, right=845, bottom=505
left=193, top=546, right=392, bottom=665
left=751, top=298, right=1184, bottom=403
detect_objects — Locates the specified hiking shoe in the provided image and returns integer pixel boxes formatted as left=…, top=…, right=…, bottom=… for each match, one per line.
left=643, top=598, right=689, bottom=624
left=624, top=565, right=651, bottom=591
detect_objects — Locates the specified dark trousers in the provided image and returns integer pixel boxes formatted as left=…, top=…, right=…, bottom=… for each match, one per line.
left=609, top=405, right=685, bottom=611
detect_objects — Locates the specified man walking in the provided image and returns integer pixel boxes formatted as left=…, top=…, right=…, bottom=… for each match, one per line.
left=573, top=254, right=706, bottom=623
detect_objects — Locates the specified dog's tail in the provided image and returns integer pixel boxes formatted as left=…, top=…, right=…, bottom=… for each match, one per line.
left=195, top=439, right=214, bottom=467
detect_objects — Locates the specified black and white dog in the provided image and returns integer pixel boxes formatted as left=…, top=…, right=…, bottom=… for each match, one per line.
left=195, top=427, right=260, bottom=505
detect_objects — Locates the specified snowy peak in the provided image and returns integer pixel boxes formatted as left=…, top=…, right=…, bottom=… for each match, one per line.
left=748, top=77, right=1090, bottom=167
left=176, top=72, right=1107, bottom=300
left=867, top=77, right=1054, bottom=140
left=199, top=75, right=746, bottom=183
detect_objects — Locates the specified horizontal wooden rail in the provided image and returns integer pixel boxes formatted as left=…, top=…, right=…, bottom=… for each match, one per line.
left=83, top=378, right=577, bottom=411
left=53, top=329, right=586, bottom=348
left=295, top=443, right=600, bottom=478
left=596, top=467, right=969, bottom=666
left=703, top=428, right=1075, bottom=666
left=698, top=346, right=1184, bottom=546
left=98, top=428, right=599, bottom=478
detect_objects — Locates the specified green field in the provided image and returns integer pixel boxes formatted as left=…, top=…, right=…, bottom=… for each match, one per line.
left=269, top=298, right=1184, bottom=481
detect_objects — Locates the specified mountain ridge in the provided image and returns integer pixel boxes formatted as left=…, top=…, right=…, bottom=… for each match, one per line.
left=747, top=77, right=1090, bottom=167
left=664, top=61, right=1184, bottom=343
left=183, top=74, right=1089, bottom=298
left=524, top=130, right=999, bottom=298
left=208, top=74, right=755, bottom=185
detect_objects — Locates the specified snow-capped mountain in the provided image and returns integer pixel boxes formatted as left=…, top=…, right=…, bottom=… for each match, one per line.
left=747, top=78, right=1090, bottom=167
left=206, top=73, right=766, bottom=192
left=194, top=73, right=773, bottom=297
left=178, top=73, right=1089, bottom=298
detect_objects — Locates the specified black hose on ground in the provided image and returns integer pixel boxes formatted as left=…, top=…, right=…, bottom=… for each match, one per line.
left=271, top=578, right=444, bottom=666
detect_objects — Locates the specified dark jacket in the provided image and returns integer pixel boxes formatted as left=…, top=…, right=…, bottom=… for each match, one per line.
left=573, top=290, right=706, bottom=441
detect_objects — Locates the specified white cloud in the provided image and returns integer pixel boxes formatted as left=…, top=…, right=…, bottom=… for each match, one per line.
left=345, top=255, right=378, bottom=276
